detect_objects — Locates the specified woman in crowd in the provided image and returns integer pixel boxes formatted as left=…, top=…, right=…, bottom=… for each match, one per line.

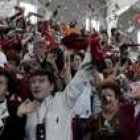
left=103, top=57, right=115, bottom=78
left=86, top=81, right=136, bottom=140
left=71, top=52, right=85, bottom=77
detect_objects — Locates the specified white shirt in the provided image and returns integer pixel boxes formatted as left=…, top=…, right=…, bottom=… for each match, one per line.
left=135, top=103, right=140, bottom=118
left=25, top=53, right=92, bottom=140
left=135, top=103, right=140, bottom=140
left=71, top=83, right=92, bottom=118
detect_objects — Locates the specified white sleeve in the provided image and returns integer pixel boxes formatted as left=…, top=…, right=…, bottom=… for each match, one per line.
left=62, top=53, right=92, bottom=109
left=137, top=136, right=140, bottom=140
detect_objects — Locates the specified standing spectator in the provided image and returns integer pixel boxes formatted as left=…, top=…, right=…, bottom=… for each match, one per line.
left=17, top=50, right=92, bottom=140
left=0, top=68, right=25, bottom=140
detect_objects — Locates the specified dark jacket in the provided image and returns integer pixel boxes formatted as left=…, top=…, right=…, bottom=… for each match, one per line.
left=86, top=100, right=137, bottom=140
left=119, top=100, right=136, bottom=140
left=0, top=99, right=26, bottom=140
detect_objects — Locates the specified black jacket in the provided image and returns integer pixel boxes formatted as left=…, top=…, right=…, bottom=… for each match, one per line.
left=0, top=99, right=26, bottom=140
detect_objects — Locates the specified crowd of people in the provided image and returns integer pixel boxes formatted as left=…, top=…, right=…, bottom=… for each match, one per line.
left=0, top=4, right=140, bottom=140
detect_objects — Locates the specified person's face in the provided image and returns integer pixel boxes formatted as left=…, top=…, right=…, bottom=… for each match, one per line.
left=100, top=33, right=108, bottom=44
left=61, top=23, right=67, bottom=32
left=8, top=60, right=18, bottom=71
left=90, top=70, right=102, bottom=86
left=73, top=55, right=83, bottom=71
left=46, top=53, right=56, bottom=63
left=105, top=58, right=113, bottom=69
left=30, top=75, right=54, bottom=101
left=100, top=88, right=119, bottom=112
left=33, top=43, right=46, bottom=59
left=0, top=75, right=8, bottom=101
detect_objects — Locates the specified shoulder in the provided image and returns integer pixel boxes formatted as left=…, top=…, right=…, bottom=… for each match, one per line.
left=119, top=99, right=135, bottom=118
left=120, top=99, right=134, bottom=109
left=86, top=113, right=102, bottom=132
left=0, top=51, right=7, bottom=60
left=88, top=112, right=102, bottom=121
left=87, top=112, right=102, bottom=125
left=53, top=91, right=64, bottom=101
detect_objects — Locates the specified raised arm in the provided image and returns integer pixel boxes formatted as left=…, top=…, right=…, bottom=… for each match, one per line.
left=62, top=51, right=92, bottom=109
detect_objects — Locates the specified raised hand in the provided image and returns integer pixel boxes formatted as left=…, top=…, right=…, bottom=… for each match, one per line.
left=17, top=99, right=40, bottom=117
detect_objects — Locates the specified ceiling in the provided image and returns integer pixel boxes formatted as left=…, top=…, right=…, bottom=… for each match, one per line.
left=36, top=0, right=139, bottom=24
left=5, top=0, right=140, bottom=28
left=37, top=0, right=107, bottom=24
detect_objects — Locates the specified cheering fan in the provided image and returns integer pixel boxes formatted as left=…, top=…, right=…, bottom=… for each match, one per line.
left=62, top=32, right=105, bottom=64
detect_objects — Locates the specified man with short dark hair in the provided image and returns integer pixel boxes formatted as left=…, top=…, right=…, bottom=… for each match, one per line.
left=18, top=49, right=92, bottom=140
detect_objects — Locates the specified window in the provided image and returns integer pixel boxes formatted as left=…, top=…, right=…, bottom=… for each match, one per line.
left=86, top=18, right=99, bottom=31
left=19, top=2, right=37, bottom=24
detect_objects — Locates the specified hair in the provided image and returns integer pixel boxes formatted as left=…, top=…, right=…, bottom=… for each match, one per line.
left=41, top=61, right=56, bottom=73
left=72, top=52, right=85, bottom=61
left=6, top=50, right=20, bottom=66
left=52, top=48, right=64, bottom=71
left=98, top=81, right=123, bottom=100
left=111, top=28, right=117, bottom=36
left=120, top=44, right=128, bottom=54
left=29, top=67, right=59, bottom=94
left=104, top=56, right=115, bottom=68
left=100, top=29, right=108, bottom=37
left=115, top=32, right=121, bottom=42
left=45, top=48, right=65, bottom=71
left=69, top=21, right=77, bottom=28
left=0, top=67, right=17, bottom=93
